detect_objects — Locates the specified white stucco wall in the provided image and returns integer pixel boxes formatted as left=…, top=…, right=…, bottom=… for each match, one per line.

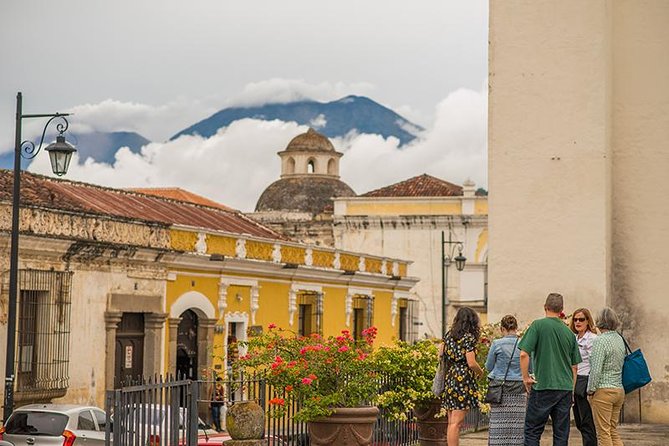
left=53, top=267, right=166, bottom=408
left=489, top=0, right=669, bottom=422
left=334, top=216, right=487, bottom=338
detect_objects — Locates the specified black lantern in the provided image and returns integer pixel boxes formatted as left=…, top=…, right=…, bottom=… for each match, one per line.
left=45, top=134, right=76, bottom=176
left=454, top=251, right=467, bottom=271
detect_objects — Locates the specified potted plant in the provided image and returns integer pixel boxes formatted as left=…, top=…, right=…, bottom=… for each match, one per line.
left=372, top=339, right=446, bottom=445
left=234, top=324, right=380, bottom=446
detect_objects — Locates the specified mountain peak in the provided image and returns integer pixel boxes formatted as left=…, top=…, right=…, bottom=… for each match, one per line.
left=171, top=96, right=423, bottom=145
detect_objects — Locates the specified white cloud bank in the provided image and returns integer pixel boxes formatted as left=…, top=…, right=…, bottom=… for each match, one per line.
left=29, top=86, right=487, bottom=212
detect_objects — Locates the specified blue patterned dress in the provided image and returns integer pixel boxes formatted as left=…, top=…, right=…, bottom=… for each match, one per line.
left=442, top=332, right=480, bottom=410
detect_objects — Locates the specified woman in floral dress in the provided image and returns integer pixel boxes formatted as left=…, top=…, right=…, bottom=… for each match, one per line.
left=441, top=306, right=484, bottom=446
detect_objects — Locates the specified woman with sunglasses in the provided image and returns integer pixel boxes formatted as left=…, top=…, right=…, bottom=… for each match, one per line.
left=569, top=308, right=598, bottom=446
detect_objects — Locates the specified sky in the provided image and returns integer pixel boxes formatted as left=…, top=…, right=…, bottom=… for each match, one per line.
left=0, top=0, right=488, bottom=211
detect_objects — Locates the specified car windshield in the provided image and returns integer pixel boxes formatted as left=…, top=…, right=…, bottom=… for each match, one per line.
left=5, top=411, right=69, bottom=436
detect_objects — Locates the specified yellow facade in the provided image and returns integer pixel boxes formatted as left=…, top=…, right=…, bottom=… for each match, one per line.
left=165, top=274, right=409, bottom=374
left=163, top=226, right=418, bottom=377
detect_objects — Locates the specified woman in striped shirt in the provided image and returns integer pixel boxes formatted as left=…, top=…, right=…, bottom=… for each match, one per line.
left=587, top=307, right=626, bottom=446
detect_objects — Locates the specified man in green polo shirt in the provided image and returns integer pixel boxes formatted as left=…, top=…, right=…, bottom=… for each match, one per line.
left=518, top=292, right=581, bottom=446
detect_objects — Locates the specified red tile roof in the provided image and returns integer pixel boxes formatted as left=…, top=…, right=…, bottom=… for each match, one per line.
left=361, top=174, right=463, bottom=197
left=128, top=187, right=234, bottom=211
left=0, top=170, right=284, bottom=240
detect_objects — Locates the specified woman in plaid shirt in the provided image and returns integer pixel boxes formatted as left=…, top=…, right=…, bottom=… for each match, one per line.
left=587, top=307, right=626, bottom=446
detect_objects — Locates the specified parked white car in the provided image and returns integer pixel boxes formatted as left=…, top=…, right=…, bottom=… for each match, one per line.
left=0, top=404, right=107, bottom=446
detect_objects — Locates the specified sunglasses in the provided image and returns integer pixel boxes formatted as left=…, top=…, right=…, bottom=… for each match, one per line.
left=573, top=317, right=587, bottom=323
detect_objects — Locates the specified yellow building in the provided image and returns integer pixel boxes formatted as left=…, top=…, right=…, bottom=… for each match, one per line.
left=160, top=220, right=418, bottom=381
left=0, top=170, right=417, bottom=411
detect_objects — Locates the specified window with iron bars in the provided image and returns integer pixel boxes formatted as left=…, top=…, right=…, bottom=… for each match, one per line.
left=297, top=292, right=323, bottom=336
left=398, top=298, right=418, bottom=343
left=16, top=269, right=73, bottom=403
left=352, top=295, right=374, bottom=340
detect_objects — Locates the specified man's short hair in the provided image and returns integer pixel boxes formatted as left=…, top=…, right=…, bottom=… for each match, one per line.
left=544, top=293, right=564, bottom=312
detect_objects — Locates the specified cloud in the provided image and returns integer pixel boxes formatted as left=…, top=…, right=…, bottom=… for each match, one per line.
left=66, top=98, right=216, bottom=142
left=309, top=114, right=327, bottom=129
left=29, top=87, right=487, bottom=212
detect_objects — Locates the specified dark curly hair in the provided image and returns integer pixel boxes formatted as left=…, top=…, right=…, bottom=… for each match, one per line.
left=448, top=306, right=481, bottom=341
left=501, top=315, right=518, bottom=331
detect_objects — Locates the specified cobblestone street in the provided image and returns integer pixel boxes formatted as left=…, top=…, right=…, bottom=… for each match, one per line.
left=460, top=423, right=669, bottom=446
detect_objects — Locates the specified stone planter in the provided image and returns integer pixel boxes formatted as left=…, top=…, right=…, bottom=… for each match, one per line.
left=308, top=406, right=379, bottom=446
left=414, top=399, right=447, bottom=446
left=226, top=401, right=265, bottom=440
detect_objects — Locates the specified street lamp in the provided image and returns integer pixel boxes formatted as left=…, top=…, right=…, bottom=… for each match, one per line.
left=3, top=92, right=76, bottom=420
left=441, top=229, right=466, bottom=336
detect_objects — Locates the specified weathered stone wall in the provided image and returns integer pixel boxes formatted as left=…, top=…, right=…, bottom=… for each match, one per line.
left=248, top=211, right=335, bottom=247
left=0, top=205, right=169, bottom=408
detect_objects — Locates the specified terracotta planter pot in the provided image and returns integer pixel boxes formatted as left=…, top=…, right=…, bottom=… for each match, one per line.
left=308, top=406, right=379, bottom=446
left=414, top=400, right=447, bottom=446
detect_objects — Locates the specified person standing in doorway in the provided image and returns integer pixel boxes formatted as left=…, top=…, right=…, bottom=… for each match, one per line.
left=441, top=306, right=485, bottom=446
left=518, top=293, right=582, bottom=446
left=210, top=376, right=225, bottom=432
left=570, top=308, right=598, bottom=446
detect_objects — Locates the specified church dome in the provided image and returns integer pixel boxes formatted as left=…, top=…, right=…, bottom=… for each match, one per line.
left=255, top=177, right=356, bottom=215
left=284, top=128, right=336, bottom=152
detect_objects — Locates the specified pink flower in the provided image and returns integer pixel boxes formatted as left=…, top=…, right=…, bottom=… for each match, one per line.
left=301, top=377, right=313, bottom=385
left=338, top=346, right=349, bottom=352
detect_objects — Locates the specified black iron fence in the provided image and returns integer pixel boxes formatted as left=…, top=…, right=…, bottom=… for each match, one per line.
left=106, top=374, right=488, bottom=446
left=105, top=376, right=199, bottom=446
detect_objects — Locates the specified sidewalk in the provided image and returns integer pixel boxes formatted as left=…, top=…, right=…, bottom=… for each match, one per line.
left=460, top=423, right=669, bottom=445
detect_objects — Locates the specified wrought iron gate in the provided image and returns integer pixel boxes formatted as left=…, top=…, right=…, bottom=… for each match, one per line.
left=105, top=377, right=199, bottom=446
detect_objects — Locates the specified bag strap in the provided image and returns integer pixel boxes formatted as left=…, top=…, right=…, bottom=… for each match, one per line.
left=618, top=331, right=633, bottom=355
left=501, top=337, right=520, bottom=384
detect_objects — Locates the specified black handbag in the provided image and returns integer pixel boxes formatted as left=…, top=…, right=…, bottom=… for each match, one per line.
left=484, top=337, right=519, bottom=404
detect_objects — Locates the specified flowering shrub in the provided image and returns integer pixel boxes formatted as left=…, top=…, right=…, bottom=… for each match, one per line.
left=234, top=325, right=378, bottom=422
left=372, top=339, right=439, bottom=421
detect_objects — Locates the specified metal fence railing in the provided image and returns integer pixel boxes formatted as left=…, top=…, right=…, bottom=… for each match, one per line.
left=105, top=376, right=199, bottom=446
left=107, top=374, right=488, bottom=446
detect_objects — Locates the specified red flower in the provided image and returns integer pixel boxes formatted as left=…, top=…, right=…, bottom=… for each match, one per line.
left=268, top=323, right=277, bottom=329
left=285, top=385, right=293, bottom=392
left=269, top=397, right=285, bottom=406
left=301, top=377, right=313, bottom=385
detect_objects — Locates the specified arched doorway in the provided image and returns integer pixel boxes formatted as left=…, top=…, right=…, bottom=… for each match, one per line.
left=176, top=309, right=198, bottom=380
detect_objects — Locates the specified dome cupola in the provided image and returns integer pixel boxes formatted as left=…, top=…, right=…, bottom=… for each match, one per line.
left=278, top=128, right=343, bottom=179
left=255, top=128, right=355, bottom=215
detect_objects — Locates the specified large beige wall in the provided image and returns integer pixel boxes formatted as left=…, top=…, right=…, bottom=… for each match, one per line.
left=610, top=1, right=669, bottom=422
left=489, top=0, right=612, bottom=323
left=489, top=0, right=669, bottom=422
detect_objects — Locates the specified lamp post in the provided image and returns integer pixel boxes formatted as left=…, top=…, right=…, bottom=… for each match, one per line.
left=441, top=230, right=466, bottom=336
left=3, top=92, right=76, bottom=420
